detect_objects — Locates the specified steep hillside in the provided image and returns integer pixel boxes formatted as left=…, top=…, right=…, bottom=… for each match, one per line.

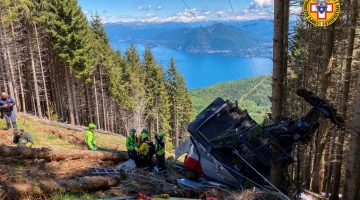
left=0, top=114, right=277, bottom=200
left=190, top=74, right=272, bottom=123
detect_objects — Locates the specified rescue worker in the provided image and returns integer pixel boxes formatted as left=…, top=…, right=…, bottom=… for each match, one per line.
left=13, top=129, right=34, bottom=147
left=155, top=132, right=166, bottom=173
left=138, top=136, right=155, bottom=171
left=137, top=127, right=149, bottom=147
left=0, top=92, right=17, bottom=130
left=86, top=123, right=97, bottom=150
left=126, top=128, right=138, bottom=161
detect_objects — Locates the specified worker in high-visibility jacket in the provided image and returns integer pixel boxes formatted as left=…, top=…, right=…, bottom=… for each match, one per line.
left=86, top=123, right=97, bottom=150
left=137, top=127, right=149, bottom=147
left=155, top=132, right=166, bottom=173
left=126, top=128, right=139, bottom=162
left=138, top=137, right=155, bottom=171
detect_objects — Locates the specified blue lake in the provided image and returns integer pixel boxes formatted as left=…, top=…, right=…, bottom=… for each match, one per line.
left=111, top=41, right=273, bottom=90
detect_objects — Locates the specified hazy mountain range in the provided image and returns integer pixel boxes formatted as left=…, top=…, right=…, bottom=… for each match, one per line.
left=104, top=19, right=274, bottom=57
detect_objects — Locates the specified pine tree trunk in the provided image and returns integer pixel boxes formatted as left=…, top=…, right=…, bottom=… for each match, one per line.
left=28, top=30, right=43, bottom=118
left=99, top=67, right=107, bottom=130
left=69, top=70, right=79, bottom=125
left=311, top=23, right=335, bottom=193
left=85, top=83, right=92, bottom=124
left=330, top=1, right=358, bottom=199
left=65, top=65, right=74, bottom=124
left=343, top=66, right=360, bottom=200
left=10, top=20, right=25, bottom=112
left=34, top=21, right=50, bottom=119
left=175, top=102, right=179, bottom=147
left=93, top=74, right=100, bottom=128
left=270, top=0, right=286, bottom=189
left=0, top=22, right=16, bottom=112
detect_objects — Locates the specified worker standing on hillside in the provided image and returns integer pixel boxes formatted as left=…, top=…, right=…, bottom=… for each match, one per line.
left=0, top=92, right=17, bottom=130
left=13, top=129, right=34, bottom=147
left=86, top=123, right=97, bottom=150
left=126, top=128, right=139, bottom=162
left=155, top=132, right=166, bottom=174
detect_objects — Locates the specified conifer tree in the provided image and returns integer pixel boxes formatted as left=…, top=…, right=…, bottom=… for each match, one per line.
left=165, top=57, right=194, bottom=147
left=142, top=47, right=172, bottom=148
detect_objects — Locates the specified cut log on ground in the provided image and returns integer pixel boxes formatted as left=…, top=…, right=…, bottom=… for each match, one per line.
left=38, top=175, right=122, bottom=194
left=0, top=145, right=128, bottom=162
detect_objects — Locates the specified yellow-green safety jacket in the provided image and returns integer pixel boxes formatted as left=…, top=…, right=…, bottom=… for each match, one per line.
left=85, top=130, right=96, bottom=149
left=126, top=135, right=138, bottom=151
left=139, top=142, right=149, bottom=155
left=155, top=141, right=165, bottom=156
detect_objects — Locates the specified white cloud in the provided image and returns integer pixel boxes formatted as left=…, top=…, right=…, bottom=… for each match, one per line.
left=161, top=8, right=208, bottom=22
left=249, top=0, right=273, bottom=9
left=83, top=10, right=92, bottom=15
left=140, top=13, right=159, bottom=22
left=155, top=5, right=163, bottom=10
left=101, top=14, right=137, bottom=23
left=137, top=5, right=152, bottom=11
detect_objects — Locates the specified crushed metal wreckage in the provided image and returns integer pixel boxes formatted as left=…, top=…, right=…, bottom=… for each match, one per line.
left=174, top=88, right=344, bottom=198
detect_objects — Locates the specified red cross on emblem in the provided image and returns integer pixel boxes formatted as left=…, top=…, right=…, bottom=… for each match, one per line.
left=310, top=3, right=334, bottom=20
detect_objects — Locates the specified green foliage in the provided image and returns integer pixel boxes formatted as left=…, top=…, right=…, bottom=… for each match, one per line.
left=165, top=58, right=194, bottom=146
left=46, top=0, right=92, bottom=76
left=142, top=47, right=173, bottom=147
left=190, top=74, right=272, bottom=123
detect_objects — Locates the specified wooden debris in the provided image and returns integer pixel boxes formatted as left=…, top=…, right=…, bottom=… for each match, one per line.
left=0, top=145, right=128, bottom=162
left=38, top=175, right=121, bottom=194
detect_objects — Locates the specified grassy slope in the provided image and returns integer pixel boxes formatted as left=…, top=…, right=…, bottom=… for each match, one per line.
left=0, top=115, right=127, bottom=200
left=190, top=74, right=272, bottom=123
left=0, top=115, right=126, bottom=151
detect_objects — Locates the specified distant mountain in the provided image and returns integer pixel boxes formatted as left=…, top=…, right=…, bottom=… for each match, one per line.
left=104, top=19, right=274, bottom=57
left=190, top=74, right=272, bottom=123
left=158, top=23, right=259, bottom=54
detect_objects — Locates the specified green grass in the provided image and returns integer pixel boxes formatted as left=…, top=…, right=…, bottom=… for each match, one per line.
left=47, top=135, right=59, bottom=140
left=51, top=193, right=104, bottom=200
left=51, top=193, right=79, bottom=200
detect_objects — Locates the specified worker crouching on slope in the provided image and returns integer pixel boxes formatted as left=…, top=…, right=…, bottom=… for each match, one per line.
left=155, top=132, right=167, bottom=174
left=86, top=123, right=97, bottom=150
left=138, top=134, right=156, bottom=172
left=13, top=129, right=34, bottom=147
left=126, top=128, right=139, bottom=162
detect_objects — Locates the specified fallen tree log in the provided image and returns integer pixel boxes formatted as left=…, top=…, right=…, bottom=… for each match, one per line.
left=0, top=145, right=128, bottom=162
left=17, top=112, right=125, bottom=137
left=38, top=175, right=121, bottom=194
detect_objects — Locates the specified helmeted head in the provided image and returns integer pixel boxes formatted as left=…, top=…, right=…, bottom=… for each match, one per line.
left=130, top=127, right=136, bottom=136
left=1, top=92, right=7, bottom=100
left=13, top=129, right=23, bottom=137
left=141, top=133, right=149, bottom=142
left=142, top=127, right=149, bottom=134
left=155, top=132, right=164, bottom=140
left=88, top=123, right=96, bottom=130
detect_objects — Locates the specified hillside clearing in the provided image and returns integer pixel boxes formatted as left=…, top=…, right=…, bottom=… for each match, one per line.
left=0, top=114, right=286, bottom=200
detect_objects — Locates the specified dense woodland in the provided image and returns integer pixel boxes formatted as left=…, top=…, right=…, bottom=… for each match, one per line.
left=0, top=0, right=194, bottom=150
left=271, top=0, right=360, bottom=199
left=190, top=74, right=272, bottom=123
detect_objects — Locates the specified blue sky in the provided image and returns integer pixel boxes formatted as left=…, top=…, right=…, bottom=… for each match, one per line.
left=77, top=0, right=284, bottom=23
